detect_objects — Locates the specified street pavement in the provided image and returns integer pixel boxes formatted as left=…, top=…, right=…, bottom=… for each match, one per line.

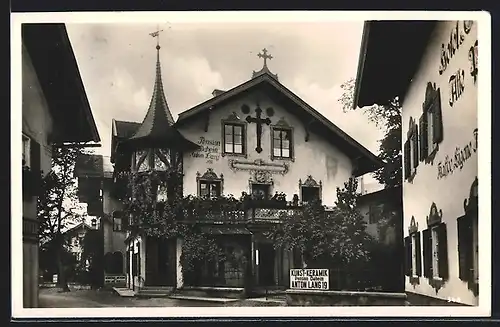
left=38, top=288, right=285, bottom=308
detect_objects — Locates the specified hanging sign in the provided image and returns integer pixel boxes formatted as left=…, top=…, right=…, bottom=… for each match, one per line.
left=289, top=269, right=329, bottom=290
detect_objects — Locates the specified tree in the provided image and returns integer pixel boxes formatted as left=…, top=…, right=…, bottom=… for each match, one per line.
left=267, top=178, right=373, bottom=269
left=38, top=146, right=87, bottom=292
left=339, top=78, right=402, bottom=189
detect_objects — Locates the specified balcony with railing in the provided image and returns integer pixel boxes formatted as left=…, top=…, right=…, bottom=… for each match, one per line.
left=180, top=196, right=303, bottom=224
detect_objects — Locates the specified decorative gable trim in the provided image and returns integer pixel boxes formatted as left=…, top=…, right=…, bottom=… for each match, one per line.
left=408, top=216, right=419, bottom=235
left=175, top=73, right=383, bottom=176
left=426, top=202, right=443, bottom=227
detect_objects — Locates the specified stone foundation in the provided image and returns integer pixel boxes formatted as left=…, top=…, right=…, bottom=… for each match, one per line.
left=286, top=289, right=407, bottom=306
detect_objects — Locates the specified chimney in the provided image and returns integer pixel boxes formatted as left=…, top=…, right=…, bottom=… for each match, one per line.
left=212, top=89, right=225, bottom=97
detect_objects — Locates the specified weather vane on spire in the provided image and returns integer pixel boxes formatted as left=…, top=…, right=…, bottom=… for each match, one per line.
left=257, top=48, right=273, bottom=68
left=149, top=25, right=164, bottom=50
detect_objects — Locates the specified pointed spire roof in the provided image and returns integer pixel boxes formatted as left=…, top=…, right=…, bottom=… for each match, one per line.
left=252, top=48, right=278, bottom=81
left=121, top=41, right=198, bottom=152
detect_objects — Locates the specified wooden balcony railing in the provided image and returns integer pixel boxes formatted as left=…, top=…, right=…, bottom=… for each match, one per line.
left=181, top=198, right=302, bottom=224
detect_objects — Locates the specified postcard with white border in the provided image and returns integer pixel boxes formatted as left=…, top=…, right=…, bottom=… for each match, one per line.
left=11, top=10, right=491, bottom=319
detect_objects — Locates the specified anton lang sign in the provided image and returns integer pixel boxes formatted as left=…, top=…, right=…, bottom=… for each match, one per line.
left=290, top=269, right=329, bottom=290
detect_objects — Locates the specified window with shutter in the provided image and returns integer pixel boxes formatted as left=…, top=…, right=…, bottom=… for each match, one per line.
left=405, top=117, right=419, bottom=182
left=421, top=82, right=443, bottom=163
left=408, top=216, right=421, bottom=285
left=422, top=228, right=433, bottom=278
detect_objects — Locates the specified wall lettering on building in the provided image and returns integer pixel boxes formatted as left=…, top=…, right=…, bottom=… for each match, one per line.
left=191, top=136, right=221, bottom=163
left=468, top=40, right=478, bottom=84
left=439, top=21, right=471, bottom=75
left=463, top=21, right=474, bottom=34
left=290, top=269, right=329, bottom=290
left=448, top=69, right=465, bottom=107
left=437, top=128, right=477, bottom=180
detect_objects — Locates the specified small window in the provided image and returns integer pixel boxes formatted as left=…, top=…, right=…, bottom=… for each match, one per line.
left=22, top=134, right=31, bottom=168
left=113, top=218, right=123, bottom=232
left=200, top=181, right=221, bottom=199
left=368, top=203, right=384, bottom=224
left=224, top=123, right=245, bottom=155
left=404, top=118, right=419, bottom=181
left=301, top=186, right=320, bottom=203
left=272, top=128, right=292, bottom=159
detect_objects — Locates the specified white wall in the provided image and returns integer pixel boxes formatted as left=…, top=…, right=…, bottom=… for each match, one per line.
left=22, top=44, right=55, bottom=308
left=402, top=21, right=478, bottom=305
left=178, top=88, right=355, bottom=206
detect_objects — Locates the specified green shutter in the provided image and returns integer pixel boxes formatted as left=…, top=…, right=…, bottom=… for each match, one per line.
left=457, top=215, right=473, bottom=281
left=432, top=91, right=444, bottom=143
left=415, top=232, right=422, bottom=277
left=404, top=140, right=410, bottom=180
left=404, top=236, right=411, bottom=276
left=413, top=127, right=419, bottom=168
left=419, top=114, right=428, bottom=161
left=422, top=228, right=432, bottom=278
left=437, top=223, right=449, bottom=280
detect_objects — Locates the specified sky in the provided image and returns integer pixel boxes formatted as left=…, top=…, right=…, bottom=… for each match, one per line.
left=66, top=21, right=384, bottom=188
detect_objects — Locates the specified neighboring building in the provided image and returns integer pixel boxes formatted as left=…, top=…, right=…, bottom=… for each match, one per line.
left=21, top=23, right=100, bottom=307
left=357, top=186, right=402, bottom=245
left=64, top=222, right=96, bottom=263
left=105, top=39, right=382, bottom=296
left=354, top=20, right=479, bottom=305
left=74, top=154, right=128, bottom=286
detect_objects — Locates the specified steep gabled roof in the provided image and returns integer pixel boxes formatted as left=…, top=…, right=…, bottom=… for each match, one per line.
left=176, top=72, right=383, bottom=176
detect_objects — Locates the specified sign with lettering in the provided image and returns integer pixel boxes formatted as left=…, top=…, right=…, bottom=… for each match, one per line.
left=290, top=269, right=329, bottom=290
left=437, top=128, right=477, bottom=179
left=191, top=136, right=221, bottom=164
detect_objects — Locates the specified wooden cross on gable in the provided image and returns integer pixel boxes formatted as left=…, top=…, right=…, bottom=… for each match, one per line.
left=246, top=105, right=271, bottom=153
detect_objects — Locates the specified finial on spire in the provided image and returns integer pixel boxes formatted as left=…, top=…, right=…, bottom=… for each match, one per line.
left=149, top=25, right=164, bottom=50
left=257, top=48, right=273, bottom=68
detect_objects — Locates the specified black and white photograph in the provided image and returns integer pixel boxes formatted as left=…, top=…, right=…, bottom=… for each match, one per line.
left=12, top=11, right=491, bottom=318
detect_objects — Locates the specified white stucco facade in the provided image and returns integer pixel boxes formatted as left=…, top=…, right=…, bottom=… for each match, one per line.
left=402, top=21, right=478, bottom=306
left=178, top=88, right=355, bottom=205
